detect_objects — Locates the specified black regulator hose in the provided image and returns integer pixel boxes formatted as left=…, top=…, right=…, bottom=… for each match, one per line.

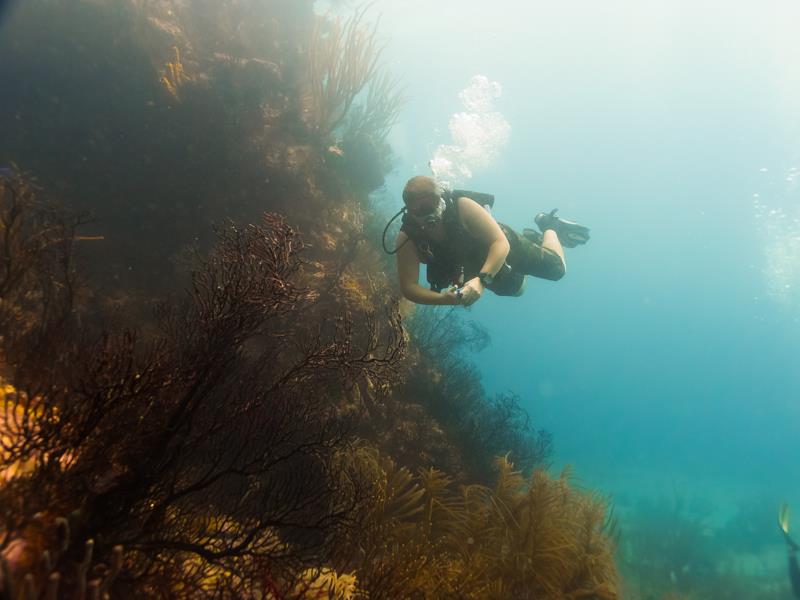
left=381, top=207, right=409, bottom=254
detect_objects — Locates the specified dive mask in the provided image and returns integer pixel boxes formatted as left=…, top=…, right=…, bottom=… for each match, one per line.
left=411, top=197, right=445, bottom=228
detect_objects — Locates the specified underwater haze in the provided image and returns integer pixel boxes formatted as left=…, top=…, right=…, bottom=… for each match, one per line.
left=331, top=0, right=800, bottom=592
left=1, top=0, right=799, bottom=595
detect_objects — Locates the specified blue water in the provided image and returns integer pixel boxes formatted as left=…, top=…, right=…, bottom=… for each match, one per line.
left=2, top=0, right=797, bottom=594
left=324, top=0, right=800, bottom=556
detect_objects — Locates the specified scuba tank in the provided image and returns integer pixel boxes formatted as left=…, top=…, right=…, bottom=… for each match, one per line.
left=452, top=189, right=494, bottom=211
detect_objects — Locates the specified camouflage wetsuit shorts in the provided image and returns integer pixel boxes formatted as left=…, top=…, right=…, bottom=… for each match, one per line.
left=486, top=224, right=566, bottom=296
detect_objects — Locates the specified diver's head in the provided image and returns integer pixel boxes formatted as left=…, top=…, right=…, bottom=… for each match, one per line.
left=403, top=175, right=445, bottom=230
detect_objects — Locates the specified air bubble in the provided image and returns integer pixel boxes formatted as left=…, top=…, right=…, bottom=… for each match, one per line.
left=429, top=75, right=510, bottom=187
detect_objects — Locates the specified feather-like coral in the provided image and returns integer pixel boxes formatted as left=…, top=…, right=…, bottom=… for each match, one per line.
left=160, top=45, right=189, bottom=100
left=338, top=449, right=619, bottom=599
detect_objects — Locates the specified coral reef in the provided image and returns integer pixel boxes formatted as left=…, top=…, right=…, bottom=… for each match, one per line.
left=0, top=2, right=621, bottom=597
left=0, top=0, right=403, bottom=304
left=303, top=6, right=383, bottom=138
left=335, top=450, right=619, bottom=599
left=0, top=177, right=405, bottom=596
left=618, top=488, right=792, bottom=599
left=0, top=515, right=123, bottom=600
left=0, top=166, right=88, bottom=380
left=400, top=306, right=553, bottom=482
left=159, top=45, right=189, bottom=100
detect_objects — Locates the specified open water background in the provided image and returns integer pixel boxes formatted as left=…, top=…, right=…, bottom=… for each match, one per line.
left=317, top=0, right=800, bottom=577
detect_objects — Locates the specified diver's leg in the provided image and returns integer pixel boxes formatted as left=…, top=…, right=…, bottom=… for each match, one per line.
left=503, top=225, right=566, bottom=282
left=541, top=229, right=566, bottom=269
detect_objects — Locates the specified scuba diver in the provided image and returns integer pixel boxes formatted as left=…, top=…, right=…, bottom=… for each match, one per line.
left=779, top=504, right=800, bottom=598
left=384, top=175, right=590, bottom=306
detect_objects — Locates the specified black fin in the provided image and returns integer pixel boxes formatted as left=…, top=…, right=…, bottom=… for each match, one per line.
left=535, top=209, right=590, bottom=248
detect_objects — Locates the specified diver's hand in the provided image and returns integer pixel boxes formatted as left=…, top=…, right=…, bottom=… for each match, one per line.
left=439, top=287, right=462, bottom=306
left=458, top=277, right=483, bottom=307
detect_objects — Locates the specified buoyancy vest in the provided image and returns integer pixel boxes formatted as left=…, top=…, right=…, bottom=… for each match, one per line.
left=400, top=191, right=493, bottom=292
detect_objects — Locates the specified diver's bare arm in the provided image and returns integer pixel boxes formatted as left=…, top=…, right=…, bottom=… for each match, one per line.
left=458, top=197, right=510, bottom=276
left=482, top=239, right=511, bottom=276
left=396, top=232, right=459, bottom=305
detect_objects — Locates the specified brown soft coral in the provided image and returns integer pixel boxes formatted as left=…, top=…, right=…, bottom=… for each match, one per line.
left=337, top=450, right=620, bottom=599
